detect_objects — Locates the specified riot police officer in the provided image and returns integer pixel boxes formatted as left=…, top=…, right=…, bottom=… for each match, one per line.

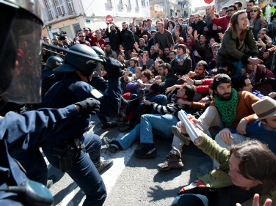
left=0, top=1, right=106, bottom=205
left=42, top=56, right=64, bottom=98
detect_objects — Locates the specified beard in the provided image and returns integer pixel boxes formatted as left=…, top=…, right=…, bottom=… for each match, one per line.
left=217, top=91, right=232, bottom=101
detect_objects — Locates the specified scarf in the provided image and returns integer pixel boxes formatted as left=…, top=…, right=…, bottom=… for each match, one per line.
left=214, top=88, right=238, bottom=128
left=176, top=54, right=188, bottom=62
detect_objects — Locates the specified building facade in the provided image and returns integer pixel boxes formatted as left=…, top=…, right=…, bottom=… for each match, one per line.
left=39, top=0, right=151, bottom=40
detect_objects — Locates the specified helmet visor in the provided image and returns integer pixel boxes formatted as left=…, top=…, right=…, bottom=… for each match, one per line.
left=0, top=3, right=42, bottom=103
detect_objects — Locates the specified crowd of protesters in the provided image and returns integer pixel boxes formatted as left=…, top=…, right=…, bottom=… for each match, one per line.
left=39, top=0, right=276, bottom=205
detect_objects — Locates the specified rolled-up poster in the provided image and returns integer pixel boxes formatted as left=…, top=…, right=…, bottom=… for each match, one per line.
left=178, top=110, right=201, bottom=144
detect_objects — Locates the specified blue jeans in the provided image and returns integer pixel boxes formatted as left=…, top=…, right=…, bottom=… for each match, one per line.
left=43, top=133, right=106, bottom=206
left=128, top=94, right=167, bottom=127
left=171, top=194, right=208, bottom=206
left=118, top=114, right=178, bottom=150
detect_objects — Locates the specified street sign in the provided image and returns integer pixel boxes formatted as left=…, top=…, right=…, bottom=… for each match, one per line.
left=106, top=15, right=113, bottom=23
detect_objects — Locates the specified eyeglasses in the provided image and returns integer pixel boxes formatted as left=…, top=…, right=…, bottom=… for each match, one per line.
left=227, top=9, right=234, bottom=12
left=250, top=9, right=258, bottom=12
left=79, top=36, right=85, bottom=37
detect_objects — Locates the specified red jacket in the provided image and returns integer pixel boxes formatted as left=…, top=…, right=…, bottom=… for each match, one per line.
left=212, top=16, right=230, bottom=33
left=91, top=36, right=105, bottom=47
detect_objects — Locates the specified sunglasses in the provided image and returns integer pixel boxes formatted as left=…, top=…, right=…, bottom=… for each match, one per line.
left=227, top=9, right=234, bottom=12
left=79, top=35, right=85, bottom=37
left=250, top=9, right=258, bottom=12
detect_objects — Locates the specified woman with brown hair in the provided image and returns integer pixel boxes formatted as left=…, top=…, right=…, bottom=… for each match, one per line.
left=171, top=127, right=276, bottom=206
left=249, top=6, right=267, bottom=40
left=216, top=10, right=263, bottom=74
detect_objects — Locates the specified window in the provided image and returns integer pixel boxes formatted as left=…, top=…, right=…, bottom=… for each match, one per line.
left=141, top=0, right=145, bottom=7
left=53, top=0, right=65, bottom=17
left=43, top=0, right=53, bottom=21
left=66, top=0, right=75, bottom=15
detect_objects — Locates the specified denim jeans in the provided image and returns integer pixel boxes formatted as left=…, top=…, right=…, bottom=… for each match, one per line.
left=128, top=94, right=167, bottom=127
left=43, top=132, right=106, bottom=206
left=118, top=114, right=178, bottom=150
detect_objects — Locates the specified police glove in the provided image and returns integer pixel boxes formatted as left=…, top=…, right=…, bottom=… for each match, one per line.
left=75, top=98, right=101, bottom=115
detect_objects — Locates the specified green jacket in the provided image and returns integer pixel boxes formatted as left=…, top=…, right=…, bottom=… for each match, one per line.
left=216, top=27, right=258, bottom=70
left=196, top=131, right=276, bottom=206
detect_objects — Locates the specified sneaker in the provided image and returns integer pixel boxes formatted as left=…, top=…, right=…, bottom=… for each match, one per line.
left=94, top=158, right=113, bottom=174
left=134, top=143, right=157, bottom=159
left=158, top=150, right=184, bottom=171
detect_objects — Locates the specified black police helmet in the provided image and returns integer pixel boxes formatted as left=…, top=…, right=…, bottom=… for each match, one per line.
left=45, top=56, right=64, bottom=70
left=55, top=44, right=103, bottom=77
left=92, top=46, right=106, bottom=57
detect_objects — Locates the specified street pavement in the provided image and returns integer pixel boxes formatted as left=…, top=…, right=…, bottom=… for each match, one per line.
left=49, top=115, right=213, bottom=206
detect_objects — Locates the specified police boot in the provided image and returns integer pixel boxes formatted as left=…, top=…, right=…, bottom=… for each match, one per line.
left=94, top=158, right=113, bottom=174
left=158, top=149, right=184, bottom=171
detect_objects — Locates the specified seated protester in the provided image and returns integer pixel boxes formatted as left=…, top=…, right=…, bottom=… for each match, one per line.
left=124, top=67, right=143, bottom=93
left=91, top=30, right=106, bottom=49
left=104, top=42, right=117, bottom=59
left=149, top=58, right=164, bottom=76
left=245, top=62, right=275, bottom=94
left=128, top=57, right=139, bottom=74
left=163, top=47, right=171, bottom=63
left=149, top=45, right=158, bottom=60
left=170, top=50, right=177, bottom=62
left=231, top=74, right=264, bottom=98
left=187, top=60, right=209, bottom=80
left=139, top=51, right=154, bottom=70
left=143, top=34, right=149, bottom=45
left=215, top=96, right=276, bottom=154
left=208, top=43, right=220, bottom=72
left=78, top=31, right=91, bottom=47
left=134, top=38, right=147, bottom=53
left=162, top=74, right=260, bottom=170
left=171, top=44, right=193, bottom=77
left=106, top=85, right=196, bottom=158
left=171, top=130, right=276, bottom=206
left=150, top=63, right=178, bottom=94
left=119, top=69, right=167, bottom=132
left=216, top=10, right=262, bottom=75
left=193, top=33, right=213, bottom=64
left=184, top=33, right=195, bottom=53
left=218, top=63, right=233, bottom=76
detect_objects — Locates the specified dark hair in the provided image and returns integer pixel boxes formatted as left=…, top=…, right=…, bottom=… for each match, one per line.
left=182, top=84, right=196, bottom=101
left=197, top=60, right=208, bottom=71
left=234, top=1, right=242, bottom=8
left=168, top=20, right=175, bottom=28
left=231, top=74, right=249, bottom=91
left=130, top=58, right=139, bottom=65
left=210, top=74, right=232, bottom=92
left=248, top=0, right=255, bottom=5
left=222, top=6, right=228, bottom=10
left=230, top=140, right=276, bottom=194
left=228, top=4, right=238, bottom=10
left=158, top=63, right=171, bottom=71
left=142, top=69, right=154, bottom=80
left=177, top=44, right=187, bottom=53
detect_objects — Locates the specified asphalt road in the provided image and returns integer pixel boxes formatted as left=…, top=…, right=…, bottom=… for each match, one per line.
left=49, top=116, right=213, bottom=206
